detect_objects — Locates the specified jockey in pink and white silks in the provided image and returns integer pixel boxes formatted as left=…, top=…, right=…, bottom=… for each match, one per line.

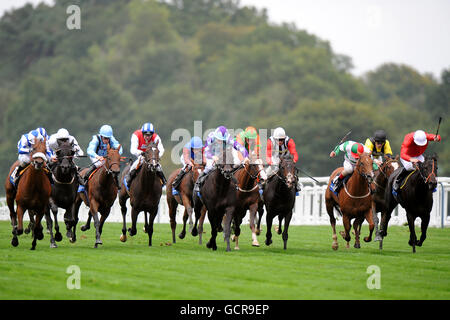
left=124, top=122, right=166, bottom=187
left=193, top=126, right=249, bottom=193
left=12, top=128, right=54, bottom=186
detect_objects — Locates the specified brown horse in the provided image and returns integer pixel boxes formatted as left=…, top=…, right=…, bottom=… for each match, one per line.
left=325, top=153, right=375, bottom=250
left=118, top=141, right=163, bottom=246
left=5, top=138, right=52, bottom=250
left=229, top=155, right=266, bottom=250
left=167, top=162, right=206, bottom=244
left=371, top=155, right=400, bottom=242
left=72, top=144, right=121, bottom=248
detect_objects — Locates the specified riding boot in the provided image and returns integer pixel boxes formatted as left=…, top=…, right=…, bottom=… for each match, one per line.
left=12, top=164, right=27, bottom=185
left=194, top=171, right=207, bottom=193
left=393, top=167, right=408, bottom=193
left=125, top=168, right=137, bottom=187
left=83, top=165, right=97, bottom=187
left=331, top=174, right=344, bottom=194
left=156, top=166, right=167, bottom=186
left=172, top=168, right=188, bottom=195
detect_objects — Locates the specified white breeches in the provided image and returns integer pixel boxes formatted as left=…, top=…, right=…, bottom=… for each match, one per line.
left=401, top=155, right=424, bottom=171
left=342, top=160, right=355, bottom=176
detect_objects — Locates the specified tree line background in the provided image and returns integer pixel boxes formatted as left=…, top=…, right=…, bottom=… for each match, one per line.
left=0, top=0, right=448, bottom=189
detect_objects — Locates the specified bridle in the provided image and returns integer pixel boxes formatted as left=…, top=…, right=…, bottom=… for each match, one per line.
left=142, top=145, right=160, bottom=171
left=274, top=159, right=297, bottom=189
left=416, top=158, right=437, bottom=184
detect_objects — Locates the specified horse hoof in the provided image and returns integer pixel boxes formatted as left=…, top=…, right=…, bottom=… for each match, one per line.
left=30, top=246, right=36, bottom=251
left=46, top=228, right=51, bottom=234
left=55, top=232, right=63, bottom=242
left=120, top=234, right=127, bottom=242
left=191, top=228, right=198, bottom=237
left=178, top=232, right=186, bottom=239
left=234, top=246, right=240, bottom=251
left=332, top=244, right=338, bottom=251
left=354, top=243, right=361, bottom=249
left=128, top=228, right=136, bottom=236
left=374, top=235, right=382, bottom=242
left=231, top=235, right=235, bottom=242
left=252, top=241, right=260, bottom=247
left=81, top=225, right=89, bottom=232
left=206, top=241, right=212, bottom=249
left=11, top=238, right=19, bottom=247
left=36, top=232, right=44, bottom=241
left=69, top=238, right=76, bottom=243
left=363, top=237, right=371, bottom=243
left=17, top=229, right=23, bottom=236
left=265, top=239, right=272, bottom=246
left=24, top=228, right=30, bottom=235
left=50, top=243, right=58, bottom=248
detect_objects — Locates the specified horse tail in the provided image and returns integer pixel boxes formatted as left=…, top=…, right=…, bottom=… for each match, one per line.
left=333, top=204, right=343, bottom=217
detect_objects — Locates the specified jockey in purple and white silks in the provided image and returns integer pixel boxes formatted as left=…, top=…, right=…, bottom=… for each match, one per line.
left=193, top=126, right=249, bottom=193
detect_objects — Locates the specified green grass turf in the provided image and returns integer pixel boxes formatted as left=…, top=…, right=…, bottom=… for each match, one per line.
left=0, top=220, right=448, bottom=300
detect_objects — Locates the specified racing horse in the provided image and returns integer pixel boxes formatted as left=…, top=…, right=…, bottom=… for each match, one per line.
left=5, top=138, right=52, bottom=250
left=379, top=154, right=438, bottom=253
left=325, top=152, right=375, bottom=250
left=370, top=155, right=399, bottom=242
left=72, top=144, right=121, bottom=248
left=229, top=152, right=267, bottom=250
left=167, top=162, right=206, bottom=244
left=262, top=154, right=297, bottom=250
left=119, top=141, right=163, bottom=246
left=193, top=146, right=239, bottom=251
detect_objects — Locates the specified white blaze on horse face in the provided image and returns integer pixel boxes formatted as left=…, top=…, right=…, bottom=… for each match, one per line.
left=32, top=152, right=47, bottom=161
left=392, top=162, right=399, bottom=170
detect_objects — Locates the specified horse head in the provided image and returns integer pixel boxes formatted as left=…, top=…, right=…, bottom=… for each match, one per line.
left=105, top=144, right=121, bottom=181
left=356, top=152, right=375, bottom=189
left=243, top=151, right=266, bottom=181
left=54, top=141, right=75, bottom=175
left=31, top=138, right=48, bottom=170
left=418, top=154, right=438, bottom=191
left=215, top=145, right=235, bottom=180
left=142, top=141, right=160, bottom=171
left=278, top=154, right=296, bottom=189
left=379, top=155, right=400, bottom=178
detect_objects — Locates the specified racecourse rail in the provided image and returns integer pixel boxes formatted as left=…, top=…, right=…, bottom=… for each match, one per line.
left=1, top=177, right=450, bottom=228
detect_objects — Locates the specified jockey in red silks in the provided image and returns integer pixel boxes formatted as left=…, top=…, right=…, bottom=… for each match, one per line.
left=392, top=130, right=441, bottom=194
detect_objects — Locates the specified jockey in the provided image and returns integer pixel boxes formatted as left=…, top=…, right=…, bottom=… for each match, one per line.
left=392, top=130, right=441, bottom=194
left=48, top=128, right=85, bottom=185
left=193, top=126, right=249, bottom=193
left=172, top=136, right=206, bottom=195
left=84, top=124, right=123, bottom=187
left=329, top=141, right=370, bottom=194
left=364, top=129, right=393, bottom=170
left=258, top=127, right=300, bottom=196
left=124, top=122, right=166, bottom=187
left=235, top=126, right=261, bottom=160
left=12, top=128, right=54, bottom=185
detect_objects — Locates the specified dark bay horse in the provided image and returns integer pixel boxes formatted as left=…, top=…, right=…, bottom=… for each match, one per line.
left=325, top=153, right=375, bottom=250
left=379, top=154, right=438, bottom=253
left=262, top=155, right=296, bottom=250
left=229, top=155, right=266, bottom=250
left=167, top=162, right=206, bottom=244
left=44, top=140, right=80, bottom=247
left=371, top=155, right=400, bottom=242
left=119, top=141, right=163, bottom=246
left=193, top=147, right=238, bottom=251
left=72, top=144, right=121, bottom=248
left=4, top=138, right=52, bottom=250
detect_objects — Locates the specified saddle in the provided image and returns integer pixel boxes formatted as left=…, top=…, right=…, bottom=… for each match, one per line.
left=10, top=165, right=49, bottom=188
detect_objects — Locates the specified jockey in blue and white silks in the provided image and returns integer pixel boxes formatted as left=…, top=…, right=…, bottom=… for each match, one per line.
left=82, top=125, right=123, bottom=186
left=193, top=126, right=249, bottom=193
left=12, top=128, right=54, bottom=185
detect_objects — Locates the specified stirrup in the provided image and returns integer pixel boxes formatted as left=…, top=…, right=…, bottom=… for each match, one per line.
left=172, top=187, right=179, bottom=195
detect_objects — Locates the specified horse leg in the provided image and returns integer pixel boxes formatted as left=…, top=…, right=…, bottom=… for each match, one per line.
left=69, top=195, right=82, bottom=242
left=222, top=208, right=233, bottom=252
left=168, top=196, right=178, bottom=243
left=81, top=213, right=92, bottom=232
left=326, top=200, right=338, bottom=250
left=406, top=213, right=417, bottom=253
left=206, top=211, right=218, bottom=251
left=233, top=214, right=244, bottom=251
left=417, top=214, right=430, bottom=247
left=198, top=206, right=207, bottom=245
left=256, top=201, right=264, bottom=235
left=373, top=203, right=382, bottom=241
left=277, top=215, right=283, bottom=235
left=31, top=213, right=44, bottom=250
left=128, top=207, right=139, bottom=237
left=89, top=203, right=102, bottom=248
left=282, top=211, right=293, bottom=250
left=352, top=216, right=363, bottom=249
left=119, top=195, right=128, bottom=242
left=179, top=208, right=188, bottom=240
left=143, top=212, right=149, bottom=233
left=11, top=205, right=25, bottom=247
left=265, top=211, right=273, bottom=246
left=340, top=215, right=351, bottom=249
left=249, top=204, right=260, bottom=247
left=53, top=208, right=62, bottom=242
left=147, top=208, right=158, bottom=247
left=98, top=211, right=110, bottom=240
left=45, top=207, right=57, bottom=248
left=364, top=209, right=375, bottom=243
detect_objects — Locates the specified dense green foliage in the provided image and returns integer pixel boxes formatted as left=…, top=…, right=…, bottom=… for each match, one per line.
left=0, top=221, right=449, bottom=299
left=0, top=0, right=448, bottom=181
